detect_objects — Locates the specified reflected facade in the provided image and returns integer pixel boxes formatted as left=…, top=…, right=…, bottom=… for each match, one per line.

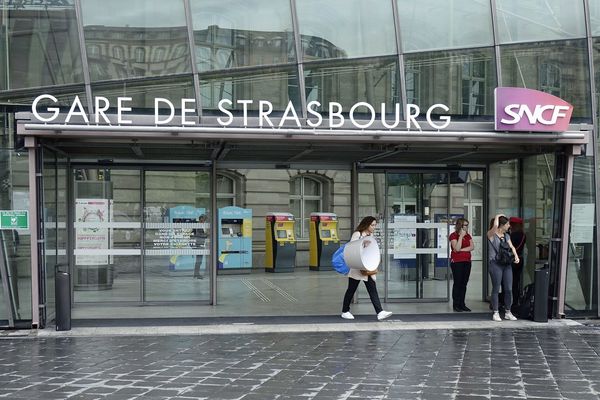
left=0, top=0, right=599, bottom=325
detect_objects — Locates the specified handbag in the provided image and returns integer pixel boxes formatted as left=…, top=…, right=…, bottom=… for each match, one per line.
left=331, top=243, right=350, bottom=275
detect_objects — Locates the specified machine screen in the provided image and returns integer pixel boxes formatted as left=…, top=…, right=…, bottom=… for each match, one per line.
left=222, top=228, right=232, bottom=236
left=320, top=230, right=331, bottom=238
left=276, top=230, right=287, bottom=238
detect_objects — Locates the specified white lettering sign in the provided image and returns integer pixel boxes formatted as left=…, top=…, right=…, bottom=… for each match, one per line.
left=501, top=104, right=571, bottom=126
left=31, top=95, right=454, bottom=131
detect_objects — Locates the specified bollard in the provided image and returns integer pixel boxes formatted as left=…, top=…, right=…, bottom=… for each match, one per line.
left=55, top=265, right=71, bottom=331
left=533, top=264, right=550, bottom=322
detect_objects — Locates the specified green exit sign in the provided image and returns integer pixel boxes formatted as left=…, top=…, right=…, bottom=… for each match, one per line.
left=0, top=210, right=29, bottom=230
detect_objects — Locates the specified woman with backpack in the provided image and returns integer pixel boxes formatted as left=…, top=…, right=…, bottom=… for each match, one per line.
left=487, top=214, right=520, bottom=322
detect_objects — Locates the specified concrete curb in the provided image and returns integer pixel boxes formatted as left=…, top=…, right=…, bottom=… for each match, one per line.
left=23, top=318, right=582, bottom=338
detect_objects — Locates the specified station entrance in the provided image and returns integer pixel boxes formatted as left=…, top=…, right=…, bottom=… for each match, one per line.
left=25, top=129, right=579, bottom=325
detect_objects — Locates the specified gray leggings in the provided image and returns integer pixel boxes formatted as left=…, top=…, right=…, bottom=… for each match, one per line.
left=489, top=261, right=513, bottom=311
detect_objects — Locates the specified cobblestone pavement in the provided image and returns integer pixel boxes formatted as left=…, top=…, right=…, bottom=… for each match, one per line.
left=1, top=324, right=600, bottom=399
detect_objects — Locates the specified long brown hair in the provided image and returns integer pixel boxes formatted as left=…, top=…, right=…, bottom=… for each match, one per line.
left=454, top=218, right=469, bottom=233
left=355, top=216, right=377, bottom=233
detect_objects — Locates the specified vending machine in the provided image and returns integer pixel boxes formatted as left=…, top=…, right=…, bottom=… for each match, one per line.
left=217, top=206, right=252, bottom=273
left=265, top=212, right=296, bottom=273
left=309, top=212, right=340, bottom=271
left=167, top=205, right=205, bottom=271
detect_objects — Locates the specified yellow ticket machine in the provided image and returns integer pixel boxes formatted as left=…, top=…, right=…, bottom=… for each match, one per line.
left=309, top=212, right=340, bottom=271
left=265, top=212, right=296, bottom=272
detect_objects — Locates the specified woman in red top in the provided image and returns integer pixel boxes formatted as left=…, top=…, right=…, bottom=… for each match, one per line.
left=449, top=218, right=474, bottom=312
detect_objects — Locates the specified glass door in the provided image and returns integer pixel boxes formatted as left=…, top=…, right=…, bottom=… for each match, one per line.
left=143, top=170, right=211, bottom=302
left=385, top=172, right=450, bottom=301
left=72, top=168, right=142, bottom=303
left=71, top=167, right=212, bottom=304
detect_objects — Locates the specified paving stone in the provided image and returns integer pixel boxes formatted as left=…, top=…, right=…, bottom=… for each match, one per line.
left=2, top=325, right=600, bottom=399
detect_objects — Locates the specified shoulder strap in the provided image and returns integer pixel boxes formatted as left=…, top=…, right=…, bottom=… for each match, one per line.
left=488, top=235, right=500, bottom=253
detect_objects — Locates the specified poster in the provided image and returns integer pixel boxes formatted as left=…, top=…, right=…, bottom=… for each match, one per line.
left=75, top=199, right=110, bottom=265
left=392, top=214, right=417, bottom=258
left=571, top=204, right=594, bottom=244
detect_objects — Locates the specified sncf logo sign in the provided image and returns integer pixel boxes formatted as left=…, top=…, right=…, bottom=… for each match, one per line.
left=494, top=87, right=573, bottom=132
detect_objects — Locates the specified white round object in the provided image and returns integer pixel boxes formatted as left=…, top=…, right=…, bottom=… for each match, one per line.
left=343, top=236, right=380, bottom=271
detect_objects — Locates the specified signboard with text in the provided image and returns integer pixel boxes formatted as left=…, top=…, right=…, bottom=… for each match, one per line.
left=0, top=210, right=29, bottom=230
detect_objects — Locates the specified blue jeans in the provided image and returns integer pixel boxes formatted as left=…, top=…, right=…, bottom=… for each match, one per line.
left=489, top=260, right=513, bottom=311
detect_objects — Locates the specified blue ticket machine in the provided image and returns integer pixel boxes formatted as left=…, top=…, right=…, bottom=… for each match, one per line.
left=218, top=206, right=252, bottom=273
left=167, top=205, right=205, bottom=271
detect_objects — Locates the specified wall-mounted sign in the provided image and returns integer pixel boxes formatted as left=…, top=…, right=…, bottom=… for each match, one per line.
left=31, top=87, right=576, bottom=133
left=31, top=94, right=452, bottom=131
left=494, top=87, right=573, bottom=132
left=0, top=210, right=29, bottom=230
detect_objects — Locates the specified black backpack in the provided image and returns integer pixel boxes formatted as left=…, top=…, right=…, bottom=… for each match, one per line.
left=491, top=234, right=515, bottom=265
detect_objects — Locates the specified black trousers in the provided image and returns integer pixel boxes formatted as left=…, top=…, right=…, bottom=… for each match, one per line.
left=451, top=261, right=471, bottom=307
left=342, top=276, right=383, bottom=314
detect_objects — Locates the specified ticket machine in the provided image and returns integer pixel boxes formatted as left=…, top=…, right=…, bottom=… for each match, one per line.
left=265, top=212, right=296, bottom=272
left=218, top=206, right=252, bottom=273
left=309, top=212, right=340, bottom=271
left=167, top=205, right=205, bottom=271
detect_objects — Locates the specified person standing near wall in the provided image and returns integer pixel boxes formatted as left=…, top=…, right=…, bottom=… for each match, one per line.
left=449, top=218, right=474, bottom=312
left=487, top=214, right=520, bottom=322
left=341, top=216, right=393, bottom=321
left=509, top=217, right=526, bottom=309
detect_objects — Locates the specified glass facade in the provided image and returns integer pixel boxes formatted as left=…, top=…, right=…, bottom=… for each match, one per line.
left=81, top=0, right=191, bottom=81
left=500, top=40, right=591, bottom=119
left=398, top=0, right=494, bottom=52
left=0, top=0, right=598, bottom=322
left=296, top=0, right=396, bottom=61
left=0, top=1, right=83, bottom=90
left=404, top=47, right=496, bottom=116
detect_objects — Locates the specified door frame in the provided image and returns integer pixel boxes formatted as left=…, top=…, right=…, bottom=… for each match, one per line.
left=356, top=165, right=487, bottom=303
left=68, top=162, right=213, bottom=306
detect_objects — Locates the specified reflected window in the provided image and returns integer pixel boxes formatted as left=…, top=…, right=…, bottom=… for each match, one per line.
left=539, top=63, right=561, bottom=97
left=304, top=57, right=400, bottom=114
left=200, top=66, right=301, bottom=113
left=500, top=40, right=591, bottom=119
left=81, top=0, right=191, bottom=81
left=91, top=76, right=195, bottom=111
left=296, top=0, right=396, bottom=61
left=112, top=46, right=125, bottom=60
left=406, top=69, right=421, bottom=104
left=134, top=48, right=146, bottom=63
left=190, top=0, right=295, bottom=72
left=461, top=58, right=487, bottom=115
left=405, top=47, right=496, bottom=117
left=290, top=176, right=323, bottom=239
left=398, top=0, right=493, bottom=52
left=496, top=0, right=586, bottom=44
left=1, top=0, right=84, bottom=90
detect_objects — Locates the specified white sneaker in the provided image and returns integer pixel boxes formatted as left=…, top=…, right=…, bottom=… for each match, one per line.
left=504, top=311, right=517, bottom=321
left=492, top=311, right=502, bottom=322
left=377, top=310, right=393, bottom=321
left=341, top=312, right=354, bottom=320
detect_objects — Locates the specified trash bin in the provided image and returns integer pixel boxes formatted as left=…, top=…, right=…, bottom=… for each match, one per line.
left=55, top=265, right=71, bottom=331
left=533, top=264, right=550, bottom=322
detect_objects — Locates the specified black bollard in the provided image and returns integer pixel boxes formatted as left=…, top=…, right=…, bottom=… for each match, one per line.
left=55, top=265, right=71, bottom=331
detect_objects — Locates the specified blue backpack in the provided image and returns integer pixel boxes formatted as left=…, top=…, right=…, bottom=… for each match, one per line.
left=331, top=243, right=350, bottom=275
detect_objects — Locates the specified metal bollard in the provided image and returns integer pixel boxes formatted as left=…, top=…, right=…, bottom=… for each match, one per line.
left=55, top=265, right=71, bottom=331
left=533, top=264, right=549, bottom=322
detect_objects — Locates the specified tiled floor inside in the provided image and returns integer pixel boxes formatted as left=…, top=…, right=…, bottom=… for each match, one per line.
left=72, top=266, right=491, bottom=320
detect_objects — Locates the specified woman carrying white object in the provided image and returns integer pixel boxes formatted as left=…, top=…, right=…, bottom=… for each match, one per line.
left=340, top=216, right=392, bottom=321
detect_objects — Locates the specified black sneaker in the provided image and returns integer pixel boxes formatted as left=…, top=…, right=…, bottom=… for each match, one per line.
left=453, top=305, right=463, bottom=312
left=460, top=305, right=472, bottom=312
